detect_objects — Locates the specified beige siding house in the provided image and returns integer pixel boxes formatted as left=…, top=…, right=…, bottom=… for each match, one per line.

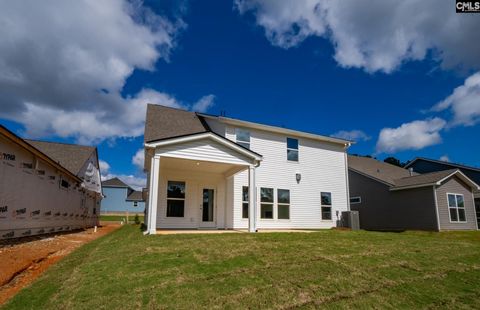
left=0, top=125, right=102, bottom=239
left=143, top=104, right=352, bottom=233
left=349, top=155, right=479, bottom=231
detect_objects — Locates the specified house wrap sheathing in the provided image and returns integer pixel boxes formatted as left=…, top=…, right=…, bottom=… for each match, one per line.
left=0, top=125, right=102, bottom=239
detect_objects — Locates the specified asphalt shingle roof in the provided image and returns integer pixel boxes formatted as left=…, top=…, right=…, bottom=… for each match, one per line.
left=102, top=177, right=130, bottom=188
left=126, top=190, right=144, bottom=201
left=26, top=140, right=95, bottom=176
left=348, top=155, right=414, bottom=185
left=392, top=169, right=459, bottom=189
left=144, top=104, right=209, bottom=143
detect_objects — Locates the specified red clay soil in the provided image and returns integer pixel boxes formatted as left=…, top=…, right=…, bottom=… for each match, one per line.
left=0, top=224, right=120, bottom=305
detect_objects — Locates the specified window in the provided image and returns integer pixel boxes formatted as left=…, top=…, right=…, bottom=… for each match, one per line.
left=22, top=163, right=33, bottom=169
left=61, top=179, right=70, bottom=189
left=321, top=192, right=332, bottom=220
left=236, top=128, right=250, bottom=149
left=260, top=187, right=274, bottom=219
left=287, top=138, right=299, bottom=162
left=167, top=181, right=185, bottom=217
left=448, top=193, right=466, bottom=222
left=134, top=201, right=138, bottom=207
left=242, top=186, right=249, bottom=219
left=350, top=196, right=361, bottom=204
left=277, top=189, right=290, bottom=219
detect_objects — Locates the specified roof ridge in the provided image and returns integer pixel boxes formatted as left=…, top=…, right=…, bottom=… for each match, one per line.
left=406, top=157, right=480, bottom=172
left=24, top=138, right=95, bottom=149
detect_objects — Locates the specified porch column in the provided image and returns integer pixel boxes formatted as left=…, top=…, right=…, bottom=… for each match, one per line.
left=248, top=165, right=257, bottom=233
left=147, top=155, right=160, bottom=235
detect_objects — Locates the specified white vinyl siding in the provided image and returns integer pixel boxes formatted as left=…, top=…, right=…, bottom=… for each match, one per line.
left=216, top=121, right=349, bottom=229
left=156, top=138, right=252, bottom=165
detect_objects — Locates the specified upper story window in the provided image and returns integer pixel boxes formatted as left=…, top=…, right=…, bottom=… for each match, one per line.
left=448, top=193, right=466, bottom=222
left=236, top=128, right=250, bottom=149
left=287, top=138, right=299, bottom=162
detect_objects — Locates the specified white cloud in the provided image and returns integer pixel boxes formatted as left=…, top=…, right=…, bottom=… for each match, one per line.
left=376, top=118, right=446, bottom=153
left=331, top=130, right=370, bottom=142
left=0, top=1, right=213, bottom=144
left=99, top=160, right=111, bottom=174
left=191, top=95, right=216, bottom=112
left=101, top=173, right=146, bottom=191
left=432, top=72, right=480, bottom=127
left=235, top=0, right=480, bottom=73
left=439, top=155, right=450, bottom=162
left=132, top=148, right=145, bottom=170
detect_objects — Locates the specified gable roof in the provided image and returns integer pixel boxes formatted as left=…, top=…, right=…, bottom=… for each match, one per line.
left=405, top=157, right=480, bottom=173
left=348, top=155, right=414, bottom=185
left=145, top=104, right=352, bottom=147
left=26, top=140, right=95, bottom=176
left=391, top=169, right=457, bottom=189
left=0, top=125, right=81, bottom=182
left=126, top=190, right=144, bottom=201
left=144, top=104, right=209, bottom=143
left=102, top=177, right=130, bottom=188
left=391, top=169, right=480, bottom=191
left=145, top=131, right=263, bottom=162
left=348, top=155, right=480, bottom=191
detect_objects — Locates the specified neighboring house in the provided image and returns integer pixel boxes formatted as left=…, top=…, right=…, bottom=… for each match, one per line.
left=348, top=155, right=479, bottom=231
left=101, top=178, right=145, bottom=214
left=143, top=104, right=352, bottom=234
left=405, top=157, right=480, bottom=229
left=0, top=125, right=102, bottom=239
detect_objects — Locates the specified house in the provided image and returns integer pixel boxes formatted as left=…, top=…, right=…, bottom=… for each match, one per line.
left=0, top=125, right=102, bottom=239
left=405, top=157, right=480, bottom=228
left=143, top=104, right=352, bottom=233
left=101, top=177, right=145, bottom=214
left=348, top=155, right=480, bottom=231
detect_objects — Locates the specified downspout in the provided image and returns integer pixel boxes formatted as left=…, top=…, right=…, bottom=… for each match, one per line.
left=344, top=144, right=351, bottom=212
left=433, top=185, right=441, bottom=231
left=472, top=192, right=479, bottom=230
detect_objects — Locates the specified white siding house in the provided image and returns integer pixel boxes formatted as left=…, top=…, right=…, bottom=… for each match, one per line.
left=144, top=105, right=352, bottom=233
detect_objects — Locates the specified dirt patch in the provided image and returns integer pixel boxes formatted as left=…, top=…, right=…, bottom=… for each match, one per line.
left=0, top=224, right=120, bottom=305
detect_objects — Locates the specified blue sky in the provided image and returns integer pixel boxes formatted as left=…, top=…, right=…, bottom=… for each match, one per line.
left=1, top=1, right=479, bottom=188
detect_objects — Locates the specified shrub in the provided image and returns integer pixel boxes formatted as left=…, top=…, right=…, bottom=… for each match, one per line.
left=134, top=214, right=140, bottom=225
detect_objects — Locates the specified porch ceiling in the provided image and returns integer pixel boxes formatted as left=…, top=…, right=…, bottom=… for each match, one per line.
left=160, top=156, right=245, bottom=174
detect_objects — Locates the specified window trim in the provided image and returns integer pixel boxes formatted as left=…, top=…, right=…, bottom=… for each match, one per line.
left=321, top=192, right=333, bottom=221
left=235, top=128, right=251, bottom=149
left=447, top=192, right=467, bottom=223
left=260, top=187, right=274, bottom=220
left=350, top=196, right=362, bottom=205
left=277, top=189, right=290, bottom=220
left=242, top=186, right=249, bottom=219
left=286, top=137, right=299, bottom=162
left=166, top=181, right=186, bottom=218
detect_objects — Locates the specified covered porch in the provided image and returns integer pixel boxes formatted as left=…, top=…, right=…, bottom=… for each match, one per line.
left=144, top=132, right=262, bottom=234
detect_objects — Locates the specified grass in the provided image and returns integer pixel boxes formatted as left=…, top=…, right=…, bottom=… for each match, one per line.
left=3, top=226, right=480, bottom=309
left=99, top=215, right=144, bottom=223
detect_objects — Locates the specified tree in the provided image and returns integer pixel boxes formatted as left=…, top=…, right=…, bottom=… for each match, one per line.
left=384, top=156, right=404, bottom=167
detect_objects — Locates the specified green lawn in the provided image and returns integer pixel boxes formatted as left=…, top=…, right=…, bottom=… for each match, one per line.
left=99, top=215, right=144, bottom=223
left=3, top=226, right=480, bottom=309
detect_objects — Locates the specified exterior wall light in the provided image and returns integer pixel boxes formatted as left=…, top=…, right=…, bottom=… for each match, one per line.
left=296, top=173, right=301, bottom=183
